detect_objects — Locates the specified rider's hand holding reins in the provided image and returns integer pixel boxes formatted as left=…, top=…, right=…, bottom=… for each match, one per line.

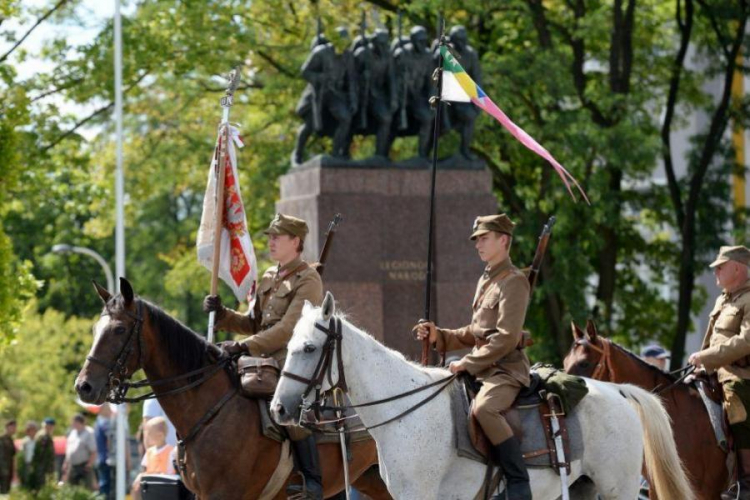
left=448, top=360, right=467, bottom=374
left=217, top=340, right=248, bottom=356
left=688, top=352, right=703, bottom=368
left=413, top=321, right=437, bottom=344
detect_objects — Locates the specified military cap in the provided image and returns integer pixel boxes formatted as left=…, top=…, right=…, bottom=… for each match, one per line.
left=641, top=345, right=669, bottom=359
left=264, top=213, right=309, bottom=240
left=470, top=214, right=516, bottom=240
left=43, top=417, right=55, bottom=425
left=5, top=419, right=15, bottom=427
left=709, top=245, right=750, bottom=268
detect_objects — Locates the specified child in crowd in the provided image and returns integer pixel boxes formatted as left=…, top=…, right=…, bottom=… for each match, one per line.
left=131, top=417, right=174, bottom=500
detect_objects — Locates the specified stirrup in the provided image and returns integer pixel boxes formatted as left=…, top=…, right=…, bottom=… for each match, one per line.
left=286, top=472, right=321, bottom=500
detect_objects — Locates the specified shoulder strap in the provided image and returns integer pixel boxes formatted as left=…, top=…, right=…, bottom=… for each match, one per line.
left=473, top=268, right=513, bottom=309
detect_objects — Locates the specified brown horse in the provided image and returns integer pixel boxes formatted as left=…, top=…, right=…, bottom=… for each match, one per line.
left=74, top=278, right=391, bottom=500
left=563, top=320, right=728, bottom=500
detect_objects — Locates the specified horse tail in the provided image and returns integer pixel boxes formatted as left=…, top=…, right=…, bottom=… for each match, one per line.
left=618, top=384, right=694, bottom=500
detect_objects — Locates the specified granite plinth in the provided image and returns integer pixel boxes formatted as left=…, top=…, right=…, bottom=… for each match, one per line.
left=277, top=164, right=497, bottom=361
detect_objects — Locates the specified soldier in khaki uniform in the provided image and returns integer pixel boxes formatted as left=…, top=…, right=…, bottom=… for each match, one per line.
left=204, top=213, right=324, bottom=500
left=690, top=245, right=750, bottom=500
left=416, top=214, right=531, bottom=500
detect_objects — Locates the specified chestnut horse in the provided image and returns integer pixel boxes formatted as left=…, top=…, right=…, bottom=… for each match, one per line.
left=563, top=320, right=728, bottom=500
left=74, top=278, right=391, bottom=500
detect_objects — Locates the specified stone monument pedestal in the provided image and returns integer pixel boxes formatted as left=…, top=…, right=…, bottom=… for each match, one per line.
left=277, top=162, right=497, bottom=360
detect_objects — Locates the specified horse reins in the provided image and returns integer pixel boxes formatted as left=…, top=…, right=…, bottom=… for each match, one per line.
left=280, top=317, right=458, bottom=434
left=575, top=336, right=695, bottom=395
left=88, top=298, right=236, bottom=447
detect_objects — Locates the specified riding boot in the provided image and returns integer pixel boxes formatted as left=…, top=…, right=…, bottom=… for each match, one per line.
left=490, top=436, right=532, bottom=500
left=722, top=449, right=750, bottom=500
left=287, top=434, right=323, bottom=500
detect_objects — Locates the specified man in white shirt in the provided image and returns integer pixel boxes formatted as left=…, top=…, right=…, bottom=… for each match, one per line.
left=63, top=414, right=96, bottom=489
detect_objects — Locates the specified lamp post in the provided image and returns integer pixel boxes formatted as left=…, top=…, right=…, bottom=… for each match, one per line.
left=51, top=243, right=126, bottom=500
left=51, top=244, right=114, bottom=294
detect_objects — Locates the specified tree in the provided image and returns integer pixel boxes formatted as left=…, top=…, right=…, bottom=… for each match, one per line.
left=0, top=0, right=743, bottom=367
left=661, top=0, right=749, bottom=368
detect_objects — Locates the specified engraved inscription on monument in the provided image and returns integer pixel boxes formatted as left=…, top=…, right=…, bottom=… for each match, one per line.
left=380, top=260, right=427, bottom=281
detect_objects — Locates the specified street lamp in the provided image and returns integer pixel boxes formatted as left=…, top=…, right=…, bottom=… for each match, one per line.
left=51, top=243, right=126, bottom=500
left=51, top=244, right=114, bottom=294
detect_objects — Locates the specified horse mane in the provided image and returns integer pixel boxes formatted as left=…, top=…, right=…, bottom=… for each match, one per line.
left=605, top=338, right=678, bottom=383
left=137, top=298, right=222, bottom=373
left=298, top=303, right=448, bottom=378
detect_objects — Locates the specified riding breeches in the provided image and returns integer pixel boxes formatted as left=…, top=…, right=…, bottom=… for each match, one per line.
left=473, top=372, right=523, bottom=445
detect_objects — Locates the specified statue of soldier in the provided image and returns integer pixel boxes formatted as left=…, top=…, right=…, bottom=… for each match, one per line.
left=689, top=246, right=750, bottom=500
left=392, top=26, right=434, bottom=159
left=293, top=27, right=358, bottom=165
left=444, top=25, right=481, bottom=159
left=352, top=29, right=397, bottom=158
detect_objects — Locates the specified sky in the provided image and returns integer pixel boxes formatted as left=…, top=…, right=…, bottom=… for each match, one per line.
left=1, top=0, right=137, bottom=138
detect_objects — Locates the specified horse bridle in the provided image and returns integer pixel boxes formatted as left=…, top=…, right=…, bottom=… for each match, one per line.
left=574, top=337, right=615, bottom=380
left=86, top=300, right=145, bottom=403
left=86, top=298, right=231, bottom=405
left=280, top=317, right=347, bottom=407
left=279, top=316, right=457, bottom=432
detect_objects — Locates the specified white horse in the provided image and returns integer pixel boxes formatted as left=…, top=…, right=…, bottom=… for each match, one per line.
left=271, top=294, right=694, bottom=500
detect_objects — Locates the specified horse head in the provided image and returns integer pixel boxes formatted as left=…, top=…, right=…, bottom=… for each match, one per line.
left=271, top=291, right=340, bottom=426
left=75, top=277, right=145, bottom=404
left=563, top=319, right=606, bottom=377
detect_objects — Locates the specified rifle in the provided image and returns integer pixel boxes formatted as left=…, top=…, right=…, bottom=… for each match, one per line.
left=396, top=10, right=408, bottom=131
left=528, top=216, right=556, bottom=294
left=311, top=17, right=324, bottom=132
left=359, top=11, right=370, bottom=130
left=516, top=216, right=556, bottom=349
left=316, top=213, right=343, bottom=277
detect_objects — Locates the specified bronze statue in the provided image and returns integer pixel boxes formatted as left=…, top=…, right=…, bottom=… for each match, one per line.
left=443, top=26, right=481, bottom=159
left=390, top=26, right=434, bottom=159
left=352, top=29, right=397, bottom=158
left=292, top=26, right=358, bottom=165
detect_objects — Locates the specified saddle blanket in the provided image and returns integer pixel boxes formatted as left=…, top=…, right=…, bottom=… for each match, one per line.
left=451, top=380, right=584, bottom=468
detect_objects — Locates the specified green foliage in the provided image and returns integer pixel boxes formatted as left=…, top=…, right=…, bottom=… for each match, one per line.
left=0, top=302, right=94, bottom=426
left=9, top=483, right=99, bottom=500
left=0, top=0, right=743, bottom=371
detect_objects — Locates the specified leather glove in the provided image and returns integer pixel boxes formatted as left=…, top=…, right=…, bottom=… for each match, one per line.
left=203, top=295, right=226, bottom=319
left=217, top=341, right=249, bottom=356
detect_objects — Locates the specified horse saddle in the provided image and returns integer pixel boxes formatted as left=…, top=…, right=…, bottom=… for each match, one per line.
left=452, top=373, right=583, bottom=474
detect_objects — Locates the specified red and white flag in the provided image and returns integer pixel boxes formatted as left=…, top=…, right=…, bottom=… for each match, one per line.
left=197, top=125, right=258, bottom=302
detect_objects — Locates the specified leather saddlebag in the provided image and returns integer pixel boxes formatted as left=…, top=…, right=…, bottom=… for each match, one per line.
left=238, top=356, right=280, bottom=399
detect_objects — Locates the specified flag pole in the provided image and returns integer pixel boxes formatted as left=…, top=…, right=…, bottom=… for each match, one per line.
left=207, top=67, right=241, bottom=343
left=421, top=18, right=446, bottom=366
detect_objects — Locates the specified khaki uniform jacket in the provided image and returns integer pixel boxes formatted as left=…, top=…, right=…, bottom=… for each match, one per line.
left=434, top=258, right=531, bottom=386
left=215, top=257, right=324, bottom=364
left=700, top=280, right=750, bottom=383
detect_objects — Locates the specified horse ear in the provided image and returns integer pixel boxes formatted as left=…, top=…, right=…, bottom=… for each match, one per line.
left=119, top=277, right=134, bottom=305
left=585, top=319, right=598, bottom=341
left=571, top=321, right=584, bottom=340
left=92, top=280, right=111, bottom=304
left=321, top=291, right=335, bottom=321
